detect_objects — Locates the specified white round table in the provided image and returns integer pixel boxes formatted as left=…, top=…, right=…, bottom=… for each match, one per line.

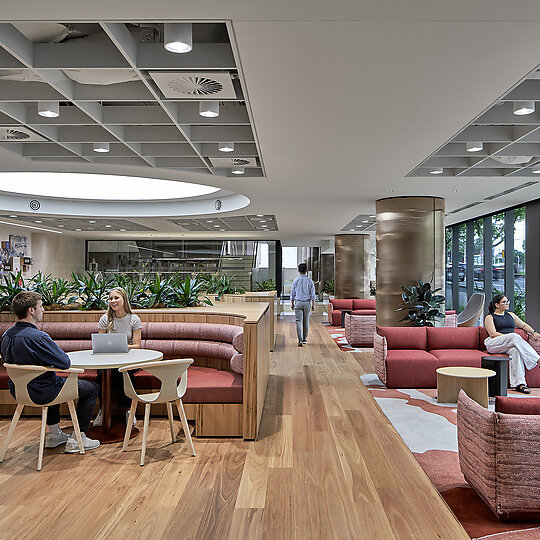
left=69, top=349, right=163, bottom=442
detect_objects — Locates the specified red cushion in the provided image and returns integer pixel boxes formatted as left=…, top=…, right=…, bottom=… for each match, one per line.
left=0, top=366, right=9, bottom=389
left=429, top=349, right=484, bottom=367
left=478, top=326, right=489, bottom=349
left=445, top=310, right=456, bottom=315
left=351, top=309, right=376, bottom=316
left=133, top=365, right=243, bottom=403
left=496, top=397, right=540, bottom=415
left=377, top=326, right=427, bottom=350
left=330, top=311, right=342, bottom=325
left=515, top=328, right=528, bottom=340
left=385, top=350, right=438, bottom=388
left=427, top=327, right=480, bottom=350
left=525, top=368, right=540, bottom=388
left=352, top=299, right=376, bottom=310
left=330, top=299, right=353, bottom=310
left=57, top=369, right=99, bottom=384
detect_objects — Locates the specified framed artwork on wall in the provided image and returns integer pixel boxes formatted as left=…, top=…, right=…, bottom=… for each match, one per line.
left=9, top=235, right=27, bottom=257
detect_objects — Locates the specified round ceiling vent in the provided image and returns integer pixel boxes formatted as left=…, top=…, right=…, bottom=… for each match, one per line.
left=167, top=76, right=223, bottom=96
left=0, top=128, right=30, bottom=141
left=232, top=159, right=250, bottom=166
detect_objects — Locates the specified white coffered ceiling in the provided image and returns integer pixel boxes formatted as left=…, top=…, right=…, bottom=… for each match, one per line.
left=2, top=2, right=540, bottom=241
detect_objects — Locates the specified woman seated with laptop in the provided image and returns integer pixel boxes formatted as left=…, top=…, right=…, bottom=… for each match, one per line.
left=93, top=287, right=142, bottom=426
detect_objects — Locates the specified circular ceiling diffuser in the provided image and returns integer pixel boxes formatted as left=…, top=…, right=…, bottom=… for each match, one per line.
left=232, top=159, right=250, bottom=166
left=167, top=76, right=223, bottom=96
left=0, top=128, right=30, bottom=141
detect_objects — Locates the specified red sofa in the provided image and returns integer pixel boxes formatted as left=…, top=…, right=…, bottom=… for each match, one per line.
left=0, top=322, right=244, bottom=432
left=374, top=325, right=540, bottom=388
left=327, top=298, right=376, bottom=326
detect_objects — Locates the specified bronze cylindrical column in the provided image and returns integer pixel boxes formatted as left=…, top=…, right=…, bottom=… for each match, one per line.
left=376, top=196, right=445, bottom=326
left=335, top=234, right=370, bottom=298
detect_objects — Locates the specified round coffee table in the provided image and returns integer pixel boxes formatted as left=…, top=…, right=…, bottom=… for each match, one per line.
left=436, top=366, right=496, bottom=408
left=69, top=349, right=163, bottom=443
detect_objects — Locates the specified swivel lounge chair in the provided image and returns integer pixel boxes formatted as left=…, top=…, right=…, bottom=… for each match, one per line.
left=457, top=293, right=485, bottom=327
left=0, top=364, right=85, bottom=470
left=119, top=358, right=196, bottom=466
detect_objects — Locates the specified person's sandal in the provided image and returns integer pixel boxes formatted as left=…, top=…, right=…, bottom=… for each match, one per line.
left=515, top=384, right=531, bottom=394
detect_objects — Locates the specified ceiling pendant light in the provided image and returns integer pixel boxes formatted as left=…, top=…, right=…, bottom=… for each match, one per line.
left=466, top=142, right=483, bottom=152
left=219, top=142, right=234, bottom=152
left=93, top=142, right=110, bottom=153
left=163, top=23, right=192, bottom=53
left=513, top=101, right=535, bottom=115
left=199, top=101, right=219, bottom=118
left=231, top=167, right=245, bottom=175
left=38, top=101, right=59, bottom=118
left=429, top=167, right=443, bottom=175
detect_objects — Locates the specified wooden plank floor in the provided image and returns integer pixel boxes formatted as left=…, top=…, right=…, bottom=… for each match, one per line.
left=0, top=309, right=468, bottom=539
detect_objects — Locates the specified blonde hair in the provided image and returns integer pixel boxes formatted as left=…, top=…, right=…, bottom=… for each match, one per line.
left=105, top=287, right=133, bottom=333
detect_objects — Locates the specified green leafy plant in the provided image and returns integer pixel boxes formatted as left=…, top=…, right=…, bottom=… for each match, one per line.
left=322, top=279, right=335, bottom=295
left=111, top=273, right=149, bottom=308
left=0, top=271, right=29, bottom=312
left=202, top=274, right=245, bottom=297
left=30, top=271, right=74, bottom=307
left=143, top=273, right=174, bottom=309
left=253, top=278, right=276, bottom=292
left=492, top=285, right=526, bottom=320
left=166, top=276, right=212, bottom=307
left=70, top=272, right=113, bottom=310
left=397, top=280, right=445, bottom=327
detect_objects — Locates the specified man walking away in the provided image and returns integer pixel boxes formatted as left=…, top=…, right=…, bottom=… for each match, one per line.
left=290, top=263, right=316, bottom=346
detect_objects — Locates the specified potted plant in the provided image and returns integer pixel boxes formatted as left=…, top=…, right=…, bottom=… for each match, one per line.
left=31, top=271, right=76, bottom=310
left=396, top=280, right=445, bottom=327
left=166, top=275, right=212, bottom=307
left=253, top=278, right=276, bottom=292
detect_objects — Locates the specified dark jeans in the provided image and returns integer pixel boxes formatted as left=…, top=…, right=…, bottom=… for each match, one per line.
left=47, top=379, right=99, bottom=432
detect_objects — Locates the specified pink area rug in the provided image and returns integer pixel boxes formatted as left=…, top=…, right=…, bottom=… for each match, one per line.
left=324, top=325, right=373, bottom=353
left=362, top=379, right=540, bottom=540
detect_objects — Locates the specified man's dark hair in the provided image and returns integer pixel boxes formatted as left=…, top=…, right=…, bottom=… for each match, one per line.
left=12, top=291, right=42, bottom=320
left=298, top=263, right=307, bottom=274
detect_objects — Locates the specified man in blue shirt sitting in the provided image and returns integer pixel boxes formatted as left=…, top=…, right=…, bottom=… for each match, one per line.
left=0, top=292, right=100, bottom=453
left=290, top=263, right=316, bottom=347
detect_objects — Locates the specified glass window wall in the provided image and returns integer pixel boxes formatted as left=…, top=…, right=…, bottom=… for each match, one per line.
left=514, top=207, right=526, bottom=318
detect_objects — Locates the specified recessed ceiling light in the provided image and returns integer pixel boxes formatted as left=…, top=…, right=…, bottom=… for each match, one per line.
left=207, top=220, right=213, bottom=223
left=256, top=214, right=264, bottom=217
left=430, top=167, right=444, bottom=175
left=9, top=215, right=17, bottom=218
left=533, top=165, right=540, bottom=174
left=164, top=23, right=193, bottom=53
left=219, top=228, right=225, bottom=231
left=199, top=101, right=219, bottom=118
left=105, top=225, right=112, bottom=228
left=75, top=228, right=81, bottom=231
left=350, top=229, right=355, bottom=231
left=362, top=220, right=369, bottom=223
left=260, top=220, right=266, bottom=223
left=120, top=229, right=126, bottom=231
left=262, top=225, right=268, bottom=228
left=38, top=101, right=59, bottom=118
left=214, top=225, right=220, bottom=228
left=370, top=215, right=376, bottom=217
left=218, top=142, right=234, bottom=152
left=93, top=142, right=110, bottom=153
left=513, top=101, right=535, bottom=115
left=466, top=142, right=483, bottom=152
left=356, top=224, right=362, bottom=227
left=89, top=220, right=96, bottom=223
left=231, top=167, right=245, bottom=175
left=34, top=220, right=42, bottom=223
left=57, top=224, right=64, bottom=227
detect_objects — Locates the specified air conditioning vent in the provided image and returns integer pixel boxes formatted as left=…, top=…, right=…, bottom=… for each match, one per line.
left=149, top=72, right=237, bottom=99
left=209, top=157, right=257, bottom=167
left=447, top=202, right=482, bottom=215
left=0, top=127, right=46, bottom=142
left=484, top=181, right=537, bottom=201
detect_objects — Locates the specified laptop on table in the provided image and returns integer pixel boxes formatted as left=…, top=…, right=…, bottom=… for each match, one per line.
left=91, top=333, right=129, bottom=354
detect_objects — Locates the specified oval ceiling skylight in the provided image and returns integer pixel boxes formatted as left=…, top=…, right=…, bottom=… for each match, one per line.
left=0, top=172, right=219, bottom=200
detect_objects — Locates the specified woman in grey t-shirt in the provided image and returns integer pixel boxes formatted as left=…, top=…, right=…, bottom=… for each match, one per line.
left=94, top=287, right=142, bottom=427
left=98, top=287, right=142, bottom=346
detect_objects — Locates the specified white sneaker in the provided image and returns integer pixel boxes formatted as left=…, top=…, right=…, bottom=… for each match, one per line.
left=65, top=432, right=100, bottom=453
left=45, top=429, right=69, bottom=448
left=93, top=409, right=102, bottom=427
left=125, top=410, right=137, bottom=427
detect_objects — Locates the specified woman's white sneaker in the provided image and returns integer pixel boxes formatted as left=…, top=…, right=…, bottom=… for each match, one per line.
left=92, top=409, right=103, bottom=427
left=65, top=432, right=100, bottom=453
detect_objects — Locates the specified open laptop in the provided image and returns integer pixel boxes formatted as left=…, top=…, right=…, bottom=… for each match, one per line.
left=91, top=333, right=129, bottom=354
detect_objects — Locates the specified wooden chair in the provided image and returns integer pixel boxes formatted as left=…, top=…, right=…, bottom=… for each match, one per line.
left=0, top=364, right=85, bottom=470
left=119, top=358, right=196, bottom=466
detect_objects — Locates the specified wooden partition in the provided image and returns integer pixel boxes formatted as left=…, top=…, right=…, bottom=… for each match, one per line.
left=0, top=303, right=270, bottom=440
left=221, top=291, right=277, bottom=351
